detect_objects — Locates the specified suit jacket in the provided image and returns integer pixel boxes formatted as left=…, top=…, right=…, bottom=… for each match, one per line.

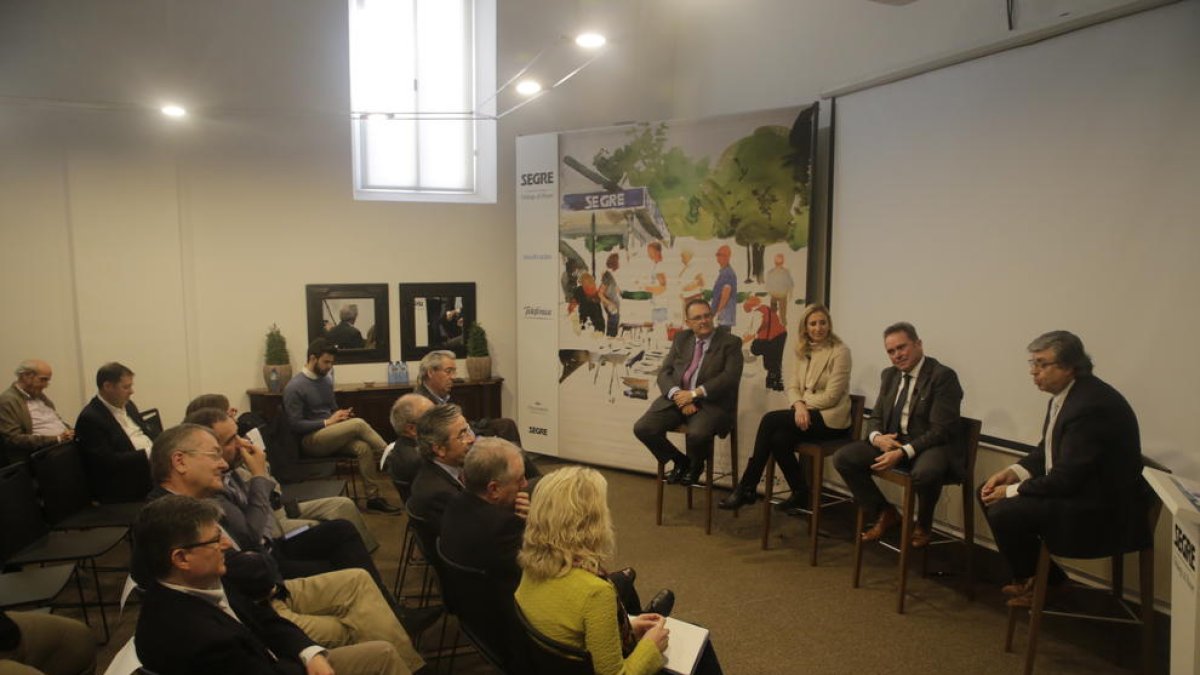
left=0, top=384, right=70, bottom=460
left=864, top=356, right=963, bottom=462
left=787, top=341, right=853, bottom=429
left=651, top=328, right=744, bottom=419
left=407, top=458, right=464, bottom=534
left=440, top=491, right=525, bottom=594
left=136, top=581, right=312, bottom=675
left=414, top=382, right=445, bottom=405
left=74, top=396, right=154, bottom=503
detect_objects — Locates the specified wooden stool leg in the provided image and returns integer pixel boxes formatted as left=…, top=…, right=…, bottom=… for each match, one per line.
left=1005, top=606, right=1019, bottom=652
left=761, top=456, right=775, bottom=550
left=729, top=430, right=739, bottom=519
left=656, top=462, right=665, bottom=526
left=963, top=482, right=976, bottom=600
left=897, top=483, right=915, bottom=614
left=1023, top=545, right=1053, bottom=675
left=852, top=506, right=865, bottom=588
left=1112, top=553, right=1125, bottom=599
left=809, top=452, right=823, bottom=566
left=705, top=460, right=714, bottom=535
left=1139, top=548, right=1155, bottom=675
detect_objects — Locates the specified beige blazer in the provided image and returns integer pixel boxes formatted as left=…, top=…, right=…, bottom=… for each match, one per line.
left=786, top=341, right=852, bottom=429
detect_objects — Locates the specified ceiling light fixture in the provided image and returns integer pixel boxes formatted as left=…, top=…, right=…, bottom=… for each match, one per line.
left=575, top=32, right=606, bottom=49
left=515, top=80, right=543, bottom=96
left=161, top=104, right=187, bottom=118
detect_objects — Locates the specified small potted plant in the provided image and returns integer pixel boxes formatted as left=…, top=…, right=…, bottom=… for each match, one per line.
left=465, top=322, right=492, bottom=381
left=263, top=324, right=293, bottom=392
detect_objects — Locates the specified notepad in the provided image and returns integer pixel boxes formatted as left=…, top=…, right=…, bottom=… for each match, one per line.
left=662, top=617, right=710, bottom=675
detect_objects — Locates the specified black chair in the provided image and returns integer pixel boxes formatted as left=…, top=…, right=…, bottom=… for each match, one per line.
left=1004, top=455, right=1166, bottom=675
left=852, top=416, right=982, bottom=613
left=391, top=482, right=427, bottom=601
left=404, top=509, right=443, bottom=609
left=514, top=600, right=595, bottom=675
left=29, top=441, right=142, bottom=530
left=0, top=563, right=78, bottom=619
left=255, top=417, right=340, bottom=485
left=436, top=538, right=522, bottom=673
left=0, top=462, right=128, bottom=642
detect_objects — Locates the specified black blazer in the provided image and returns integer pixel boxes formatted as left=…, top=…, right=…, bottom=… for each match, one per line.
left=441, top=491, right=525, bottom=594
left=74, top=396, right=154, bottom=503
left=136, top=581, right=314, bottom=675
left=407, top=458, right=464, bottom=534
left=651, top=328, right=744, bottom=418
left=863, top=357, right=963, bottom=459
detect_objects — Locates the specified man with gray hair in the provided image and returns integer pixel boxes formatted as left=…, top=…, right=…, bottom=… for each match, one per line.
left=0, top=359, right=74, bottom=463
left=405, top=404, right=472, bottom=532
left=980, top=331, right=1150, bottom=607
left=327, top=304, right=365, bottom=349
left=381, top=393, right=433, bottom=491
left=415, top=350, right=524, bottom=448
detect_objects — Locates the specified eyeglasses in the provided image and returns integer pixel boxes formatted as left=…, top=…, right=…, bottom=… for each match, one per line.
left=435, top=367, right=458, bottom=376
left=176, top=533, right=223, bottom=551
left=185, top=450, right=224, bottom=461
left=1027, top=359, right=1060, bottom=370
left=687, top=312, right=713, bottom=322
left=454, top=427, right=476, bottom=443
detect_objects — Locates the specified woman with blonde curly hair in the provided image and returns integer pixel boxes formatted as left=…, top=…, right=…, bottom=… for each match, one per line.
left=516, top=466, right=723, bottom=675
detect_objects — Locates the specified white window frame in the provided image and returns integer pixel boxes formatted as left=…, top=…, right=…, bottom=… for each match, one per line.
left=349, top=0, right=496, bottom=204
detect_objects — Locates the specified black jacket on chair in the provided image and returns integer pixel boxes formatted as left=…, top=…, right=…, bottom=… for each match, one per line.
left=407, top=458, right=464, bottom=534
left=74, top=396, right=154, bottom=503
left=136, top=581, right=313, bottom=675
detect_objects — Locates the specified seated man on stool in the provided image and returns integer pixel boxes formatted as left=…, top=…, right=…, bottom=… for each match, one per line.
left=980, top=331, right=1150, bottom=607
left=833, top=322, right=963, bottom=548
left=634, top=298, right=744, bottom=485
left=282, top=338, right=400, bottom=513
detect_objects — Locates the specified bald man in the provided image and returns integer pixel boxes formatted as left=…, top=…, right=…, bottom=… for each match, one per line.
left=0, top=359, right=74, bottom=463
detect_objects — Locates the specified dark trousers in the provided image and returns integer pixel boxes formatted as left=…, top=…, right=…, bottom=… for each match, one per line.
left=832, top=440, right=955, bottom=528
left=749, top=334, right=786, bottom=387
left=981, top=492, right=1124, bottom=582
left=739, top=409, right=846, bottom=495
left=633, top=400, right=731, bottom=468
left=274, top=518, right=394, bottom=604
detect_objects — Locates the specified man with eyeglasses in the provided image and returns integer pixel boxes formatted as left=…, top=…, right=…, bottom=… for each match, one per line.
left=142, top=424, right=428, bottom=673
left=133, top=494, right=412, bottom=675
left=0, top=359, right=74, bottom=464
left=415, top=350, right=524, bottom=448
left=634, top=297, right=744, bottom=486
left=405, top=404, right=475, bottom=533
left=980, top=331, right=1149, bottom=607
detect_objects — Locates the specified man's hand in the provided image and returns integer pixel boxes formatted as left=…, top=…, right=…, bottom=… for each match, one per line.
left=238, top=439, right=269, bottom=477
left=980, top=468, right=1020, bottom=506
left=793, top=406, right=811, bottom=431
left=325, top=409, right=353, bottom=427
left=870, top=449, right=905, bottom=472
left=57, top=429, right=75, bottom=442
left=513, top=491, right=531, bottom=520
left=642, top=616, right=669, bottom=653
left=671, top=389, right=697, bottom=408
left=680, top=403, right=699, bottom=417
left=630, top=613, right=663, bottom=638
left=305, top=654, right=335, bottom=675
left=871, top=433, right=903, bottom=452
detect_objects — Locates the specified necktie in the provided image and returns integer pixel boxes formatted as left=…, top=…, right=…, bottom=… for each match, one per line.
left=681, top=338, right=705, bottom=389
left=887, top=373, right=912, bottom=435
left=1044, top=397, right=1063, bottom=472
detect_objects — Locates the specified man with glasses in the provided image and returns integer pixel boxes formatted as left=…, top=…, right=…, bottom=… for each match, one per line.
left=133, top=494, right=412, bottom=675
left=980, top=331, right=1149, bottom=607
left=0, top=359, right=74, bottom=464
left=634, top=297, right=744, bottom=486
left=143, top=424, right=427, bottom=672
left=406, top=404, right=474, bottom=533
left=415, top=350, right=524, bottom=448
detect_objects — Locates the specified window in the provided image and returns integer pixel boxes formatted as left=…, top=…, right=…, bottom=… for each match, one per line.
left=349, top=0, right=496, bottom=203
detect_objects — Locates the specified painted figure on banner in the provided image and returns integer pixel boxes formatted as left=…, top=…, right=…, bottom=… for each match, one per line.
left=742, top=296, right=787, bottom=392
left=710, top=245, right=738, bottom=329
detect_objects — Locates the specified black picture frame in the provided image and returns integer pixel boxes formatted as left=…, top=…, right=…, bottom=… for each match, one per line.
left=305, top=283, right=390, bottom=364
left=398, top=282, right=477, bottom=361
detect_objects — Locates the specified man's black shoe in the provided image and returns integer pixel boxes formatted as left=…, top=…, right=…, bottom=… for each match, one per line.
left=397, top=604, right=443, bottom=636
left=645, top=589, right=675, bottom=617
left=775, top=492, right=810, bottom=514
left=718, top=488, right=758, bottom=510
left=666, top=459, right=691, bottom=484
left=366, top=496, right=403, bottom=514
left=681, top=463, right=705, bottom=486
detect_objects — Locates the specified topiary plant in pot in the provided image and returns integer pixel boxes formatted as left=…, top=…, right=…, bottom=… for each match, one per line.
left=263, top=324, right=293, bottom=392
left=465, top=322, right=492, bottom=381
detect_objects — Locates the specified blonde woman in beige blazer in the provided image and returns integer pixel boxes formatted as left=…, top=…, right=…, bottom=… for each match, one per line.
left=720, top=304, right=852, bottom=511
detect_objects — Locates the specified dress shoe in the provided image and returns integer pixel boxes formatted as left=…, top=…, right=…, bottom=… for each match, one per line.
left=775, top=492, right=810, bottom=514
left=718, top=488, right=758, bottom=510
left=609, top=567, right=636, bottom=586
left=1005, top=583, right=1068, bottom=609
left=1002, top=578, right=1034, bottom=597
left=910, top=525, right=932, bottom=549
left=366, top=496, right=404, bottom=514
left=860, top=506, right=901, bottom=542
left=681, top=463, right=705, bottom=486
left=396, top=604, right=443, bottom=635
left=645, top=589, right=675, bottom=617
left=665, top=460, right=690, bottom=485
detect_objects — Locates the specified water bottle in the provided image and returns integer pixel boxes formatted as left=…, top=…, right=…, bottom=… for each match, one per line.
left=268, top=368, right=280, bottom=393
left=387, top=362, right=399, bottom=385
left=397, top=361, right=410, bottom=385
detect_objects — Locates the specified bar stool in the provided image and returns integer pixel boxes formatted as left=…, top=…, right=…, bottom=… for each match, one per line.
left=655, top=420, right=739, bottom=535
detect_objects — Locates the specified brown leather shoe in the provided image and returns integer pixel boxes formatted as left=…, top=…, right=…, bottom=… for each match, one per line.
left=1006, top=582, right=1068, bottom=608
left=860, top=506, right=900, bottom=542
left=910, top=526, right=932, bottom=549
left=1001, top=578, right=1034, bottom=597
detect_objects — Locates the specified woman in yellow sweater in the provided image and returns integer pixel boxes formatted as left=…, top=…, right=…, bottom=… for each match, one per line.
left=514, top=466, right=668, bottom=675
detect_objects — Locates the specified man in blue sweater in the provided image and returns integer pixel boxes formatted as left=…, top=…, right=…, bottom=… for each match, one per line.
left=282, top=339, right=400, bottom=513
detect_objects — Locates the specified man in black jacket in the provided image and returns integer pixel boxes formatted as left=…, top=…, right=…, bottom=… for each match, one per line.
left=132, top=494, right=408, bottom=675
left=981, top=331, right=1150, bottom=607
left=73, top=362, right=155, bottom=502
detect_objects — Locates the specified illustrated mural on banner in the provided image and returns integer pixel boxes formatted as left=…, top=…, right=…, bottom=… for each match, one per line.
left=553, top=105, right=818, bottom=473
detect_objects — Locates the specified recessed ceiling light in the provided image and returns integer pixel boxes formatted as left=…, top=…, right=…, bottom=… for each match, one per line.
left=575, top=32, right=606, bottom=49
left=161, top=104, right=187, bottom=118
left=516, top=80, right=542, bottom=96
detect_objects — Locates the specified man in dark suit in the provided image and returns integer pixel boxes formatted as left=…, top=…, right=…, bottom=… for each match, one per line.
left=980, top=331, right=1149, bottom=607
left=74, top=361, right=155, bottom=503
left=634, top=297, right=745, bottom=485
left=406, top=404, right=471, bottom=533
left=415, top=350, right=524, bottom=448
left=132, top=494, right=409, bottom=675
left=833, top=322, right=963, bottom=548
left=383, top=393, right=433, bottom=492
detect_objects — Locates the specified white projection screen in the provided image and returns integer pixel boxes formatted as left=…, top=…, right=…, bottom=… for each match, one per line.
left=829, top=2, right=1200, bottom=479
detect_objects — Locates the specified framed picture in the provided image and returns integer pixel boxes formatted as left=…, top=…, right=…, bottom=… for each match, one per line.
left=305, top=283, right=390, bottom=364
left=398, top=282, right=477, bottom=361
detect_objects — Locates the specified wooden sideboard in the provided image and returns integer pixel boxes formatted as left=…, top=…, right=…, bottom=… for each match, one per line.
left=247, top=378, right=504, bottom=444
